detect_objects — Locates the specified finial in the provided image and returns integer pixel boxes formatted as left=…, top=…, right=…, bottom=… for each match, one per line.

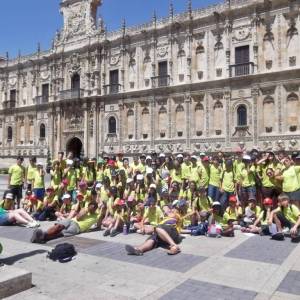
left=152, top=10, right=157, bottom=26
left=37, top=42, right=41, bottom=53
left=187, top=0, right=192, bottom=18
left=122, top=18, right=126, bottom=37
left=18, top=49, right=21, bottom=58
left=169, top=1, right=174, bottom=19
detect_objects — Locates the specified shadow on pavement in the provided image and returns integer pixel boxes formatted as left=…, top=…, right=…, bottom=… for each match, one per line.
left=0, top=249, right=47, bottom=265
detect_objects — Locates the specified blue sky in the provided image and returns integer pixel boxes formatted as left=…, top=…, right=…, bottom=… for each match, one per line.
left=0, top=0, right=221, bottom=58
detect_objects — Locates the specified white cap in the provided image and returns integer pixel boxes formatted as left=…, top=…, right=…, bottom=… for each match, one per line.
left=161, top=169, right=170, bottom=179
left=5, top=193, right=14, bottom=200
left=149, top=183, right=157, bottom=189
left=146, top=167, right=153, bottom=174
left=212, top=201, right=221, bottom=207
left=37, top=161, right=44, bottom=166
left=176, top=154, right=184, bottom=158
left=159, top=153, right=166, bottom=158
left=242, top=155, right=251, bottom=161
left=191, top=155, right=198, bottom=160
left=146, top=155, right=152, bottom=161
left=62, top=194, right=71, bottom=199
left=136, top=174, right=144, bottom=181
left=95, top=183, right=102, bottom=189
left=199, top=152, right=206, bottom=156
left=66, top=159, right=74, bottom=165
left=126, top=178, right=133, bottom=184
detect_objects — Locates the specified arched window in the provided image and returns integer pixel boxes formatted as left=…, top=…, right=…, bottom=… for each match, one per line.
left=71, top=73, right=80, bottom=90
left=237, top=105, right=247, bottom=126
left=7, top=126, right=12, bottom=141
left=40, top=123, right=46, bottom=139
left=108, top=116, right=116, bottom=134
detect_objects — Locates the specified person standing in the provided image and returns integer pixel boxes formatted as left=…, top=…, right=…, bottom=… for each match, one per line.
left=8, top=156, right=25, bottom=208
left=26, top=156, right=37, bottom=191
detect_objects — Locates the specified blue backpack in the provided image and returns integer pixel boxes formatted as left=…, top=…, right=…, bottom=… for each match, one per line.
left=190, top=222, right=208, bottom=236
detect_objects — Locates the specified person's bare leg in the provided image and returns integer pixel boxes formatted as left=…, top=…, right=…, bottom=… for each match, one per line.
left=16, top=209, right=34, bottom=222
left=136, top=239, right=155, bottom=253
left=8, top=212, right=29, bottom=225
left=155, top=227, right=178, bottom=248
left=273, top=214, right=283, bottom=232
left=144, top=225, right=154, bottom=234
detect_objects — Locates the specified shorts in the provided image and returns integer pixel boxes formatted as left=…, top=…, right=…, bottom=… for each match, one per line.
left=33, top=188, right=45, bottom=200
left=9, top=185, right=23, bottom=201
left=0, top=213, right=13, bottom=226
left=286, top=189, right=300, bottom=201
left=148, top=224, right=181, bottom=248
left=56, top=219, right=80, bottom=237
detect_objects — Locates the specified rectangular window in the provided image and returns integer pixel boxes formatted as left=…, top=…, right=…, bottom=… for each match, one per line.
left=158, top=61, right=168, bottom=87
left=109, top=70, right=119, bottom=94
left=42, top=84, right=49, bottom=102
left=10, top=89, right=16, bottom=102
left=234, top=46, right=250, bottom=76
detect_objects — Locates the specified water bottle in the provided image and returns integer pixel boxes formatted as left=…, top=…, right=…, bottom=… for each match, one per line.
left=123, top=224, right=128, bottom=235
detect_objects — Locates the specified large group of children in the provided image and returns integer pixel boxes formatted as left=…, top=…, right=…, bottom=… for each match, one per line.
left=1, top=148, right=300, bottom=255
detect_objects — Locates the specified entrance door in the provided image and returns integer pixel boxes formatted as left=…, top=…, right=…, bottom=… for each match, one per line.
left=66, top=137, right=83, bottom=159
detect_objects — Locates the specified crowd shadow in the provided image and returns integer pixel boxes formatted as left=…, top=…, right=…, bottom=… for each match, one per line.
left=0, top=249, right=47, bottom=265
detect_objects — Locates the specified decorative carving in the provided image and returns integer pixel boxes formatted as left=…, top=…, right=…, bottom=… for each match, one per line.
left=157, top=46, right=168, bottom=58
left=110, top=54, right=121, bottom=66
left=275, top=140, right=286, bottom=151
left=263, top=140, right=273, bottom=151
left=266, top=60, right=272, bottom=69
left=69, top=53, right=81, bottom=74
left=233, top=26, right=251, bottom=41
left=289, top=139, right=298, bottom=150
left=289, top=56, right=296, bottom=67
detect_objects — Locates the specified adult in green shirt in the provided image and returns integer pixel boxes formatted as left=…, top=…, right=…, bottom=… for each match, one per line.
left=32, top=163, right=45, bottom=200
left=26, top=156, right=37, bottom=191
left=8, top=156, right=25, bottom=208
left=31, top=201, right=99, bottom=243
left=208, top=156, right=222, bottom=201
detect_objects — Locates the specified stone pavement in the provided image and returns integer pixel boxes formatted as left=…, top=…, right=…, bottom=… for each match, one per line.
left=1, top=223, right=300, bottom=300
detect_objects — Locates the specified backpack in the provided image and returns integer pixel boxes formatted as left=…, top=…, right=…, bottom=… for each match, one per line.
left=190, top=222, right=208, bottom=236
left=47, top=243, right=77, bottom=263
left=207, top=224, right=222, bottom=237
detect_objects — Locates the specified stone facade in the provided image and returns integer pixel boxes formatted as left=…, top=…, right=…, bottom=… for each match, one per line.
left=0, top=0, right=300, bottom=161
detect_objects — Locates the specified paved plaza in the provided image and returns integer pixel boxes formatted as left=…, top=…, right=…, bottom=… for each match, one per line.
left=0, top=175, right=300, bottom=299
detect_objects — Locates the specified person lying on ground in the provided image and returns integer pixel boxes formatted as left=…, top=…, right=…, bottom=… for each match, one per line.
left=30, top=201, right=99, bottom=243
left=0, top=204, right=39, bottom=228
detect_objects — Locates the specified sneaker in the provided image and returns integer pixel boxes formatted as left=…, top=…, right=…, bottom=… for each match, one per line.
left=291, top=235, right=300, bottom=243
left=103, top=229, right=110, bottom=237
left=26, top=221, right=39, bottom=228
left=271, top=232, right=285, bottom=241
left=31, top=229, right=45, bottom=243
left=125, top=245, right=143, bottom=256
left=282, top=227, right=291, bottom=237
left=110, top=229, right=119, bottom=237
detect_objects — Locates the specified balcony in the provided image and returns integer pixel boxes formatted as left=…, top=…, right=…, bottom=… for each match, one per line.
left=3, top=100, right=16, bottom=109
left=229, top=62, right=254, bottom=77
left=59, top=89, right=84, bottom=100
left=103, top=84, right=122, bottom=95
left=151, top=75, right=170, bottom=88
left=35, top=95, right=49, bottom=105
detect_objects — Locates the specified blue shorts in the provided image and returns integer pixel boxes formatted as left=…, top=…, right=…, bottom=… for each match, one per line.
left=33, top=188, right=45, bottom=200
left=0, top=213, right=13, bottom=226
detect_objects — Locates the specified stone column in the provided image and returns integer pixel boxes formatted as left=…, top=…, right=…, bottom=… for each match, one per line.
left=94, top=104, right=99, bottom=157
left=47, top=111, right=55, bottom=157
left=185, top=94, right=191, bottom=151
left=83, top=103, right=89, bottom=156
left=150, top=96, right=155, bottom=151
left=118, top=101, right=124, bottom=152
left=99, top=102, right=105, bottom=153
left=56, top=107, right=62, bottom=153
left=251, top=87, right=259, bottom=147
left=224, top=90, right=231, bottom=149
left=134, top=102, right=138, bottom=140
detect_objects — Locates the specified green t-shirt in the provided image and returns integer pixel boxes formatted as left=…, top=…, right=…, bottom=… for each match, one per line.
left=27, top=165, right=37, bottom=181
left=143, top=206, right=164, bottom=226
left=241, top=165, right=256, bottom=187
left=66, top=168, right=77, bottom=191
left=233, top=160, right=245, bottom=182
left=276, top=205, right=300, bottom=224
left=209, top=165, right=221, bottom=187
left=213, top=212, right=229, bottom=229
left=259, top=164, right=275, bottom=188
left=221, top=170, right=235, bottom=193
left=198, top=165, right=210, bottom=188
left=50, top=170, right=62, bottom=188
left=74, top=213, right=99, bottom=232
left=282, top=166, right=300, bottom=193
left=33, top=170, right=44, bottom=189
left=193, top=195, right=213, bottom=212
left=181, top=162, right=191, bottom=180
left=9, top=164, right=25, bottom=186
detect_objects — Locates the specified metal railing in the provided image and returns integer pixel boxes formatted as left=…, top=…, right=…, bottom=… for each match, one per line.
left=151, top=75, right=170, bottom=88
left=59, top=89, right=84, bottom=100
left=3, top=100, right=16, bottom=109
left=229, top=62, right=254, bottom=77
left=35, top=95, right=49, bottom=104
left=103, top=84, right=122, bottom=95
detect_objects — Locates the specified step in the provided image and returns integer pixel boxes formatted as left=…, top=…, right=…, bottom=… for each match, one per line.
left=0, top=265, right=32, bottom=298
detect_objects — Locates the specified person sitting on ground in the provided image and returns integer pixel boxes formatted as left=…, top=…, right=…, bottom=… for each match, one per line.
left=0, top=191, right=15, bottom=211
left=242, top=197, right=273, bottom=235
left=125, top=200, right=187, bottom=256
left=55, top=194, right=72, bottom=220
left=242, top=197, right=261, bottom=227
left=268, top=193, right=300, bottom=242
left=31, top=201, right=99, bottom=243
left=103, top=199, right=128, bottom=237
left=225, top=195, right=243, bottom=226
left=134, top=196, right=164, bottom=235
left=0, top=201, right=39, bottom=228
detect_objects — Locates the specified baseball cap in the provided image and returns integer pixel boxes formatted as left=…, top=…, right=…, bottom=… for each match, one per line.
left=242, top=155, right=251, bottom=161
left=159, top=153, right=166, bottom=158
left=126, top=178, right=133, bottom=184
left=212, top=201, right=221, bottom=207
left=199, top=152, right=206, bottom=157
left=62, top=194, right=71, bottom=200
left=176, top=154, right=183, bottom=158
left=191, top=155, right=198, bottom=160
left=202, top=156, right=210, bottom=162
left=5, top=193, right=14, bottom=200
left=149, top=183, right=157, bottom=189
left=146, top=155, right=152, bottom=161
left=229, top=195, right=237, bottom=202
left=136, top=174, right=144, bottom=181
left=95, top=182, right=102, bottom=189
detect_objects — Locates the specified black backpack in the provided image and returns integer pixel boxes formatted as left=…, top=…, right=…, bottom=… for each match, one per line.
left=47, top=243, right=77, bottom=263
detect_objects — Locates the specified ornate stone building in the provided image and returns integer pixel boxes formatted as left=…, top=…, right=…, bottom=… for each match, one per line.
left=0, top=0, right=300, bottom=162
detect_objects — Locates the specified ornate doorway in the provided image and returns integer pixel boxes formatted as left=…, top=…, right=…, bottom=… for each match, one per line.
left=66, top=137, right=83, bottom=159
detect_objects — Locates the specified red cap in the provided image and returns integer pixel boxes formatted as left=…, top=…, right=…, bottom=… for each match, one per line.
left=76, top=193, right=84, bottom=199
left=108, top=160, right=116, bottom=167
left=202, top=156, right=210, bottom=162
left=29, top=195, right=37, bottom=202
left=263, top=198, right=273, bottom=206
left=114, top=199, right=125, bottom=206
left=229, top=195, right=237, bottom=203
left=62, top=179, right=69, bottom=186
